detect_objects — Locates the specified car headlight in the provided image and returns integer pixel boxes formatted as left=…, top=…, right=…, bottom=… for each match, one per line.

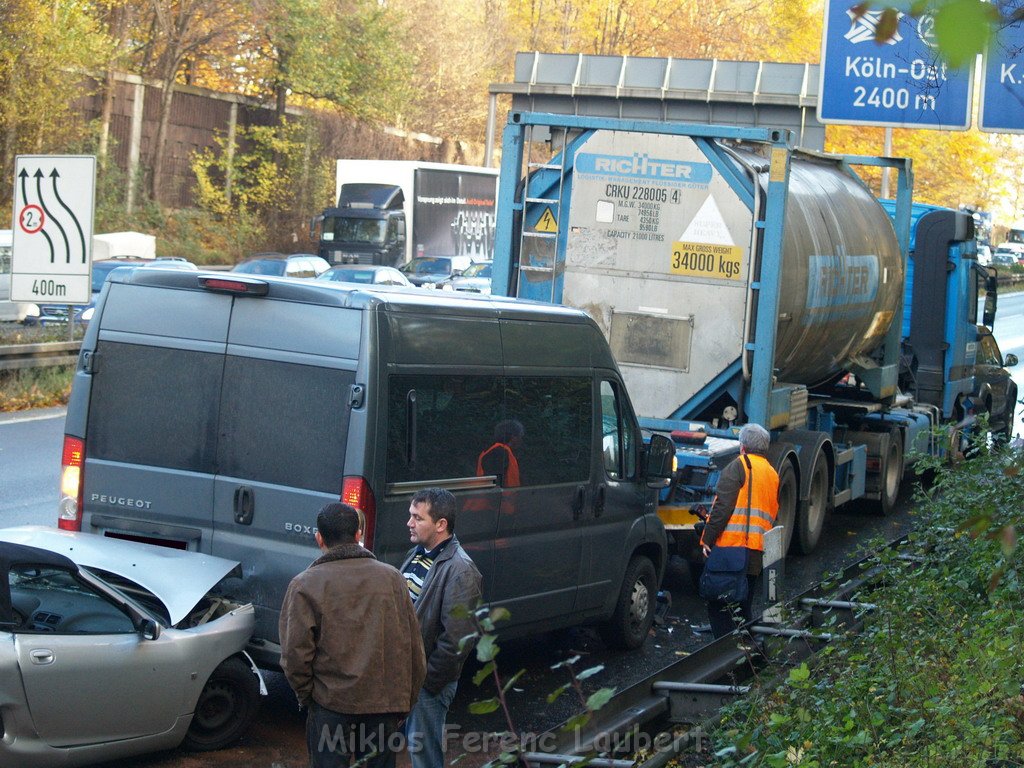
left=79, top=306, right=94, bottom=321
left=441, top=283, right=454, bottom=291
left=24, top=304, right=40, bottom=317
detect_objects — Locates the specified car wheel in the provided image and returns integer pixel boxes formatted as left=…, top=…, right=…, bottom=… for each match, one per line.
left=599, top=555, right=657, bottom=650
left=183, top=657, right=260, bottom=751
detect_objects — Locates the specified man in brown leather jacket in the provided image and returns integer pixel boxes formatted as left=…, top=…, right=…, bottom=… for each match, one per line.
left=280, top=502, right=426, bottom=768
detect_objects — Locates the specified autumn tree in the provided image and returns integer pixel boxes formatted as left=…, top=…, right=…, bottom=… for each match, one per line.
left=126, top=0, right=242, bottom=202
left=393, top=0, right=517, bottom=139
left=0, top=1, right=110, bottom=214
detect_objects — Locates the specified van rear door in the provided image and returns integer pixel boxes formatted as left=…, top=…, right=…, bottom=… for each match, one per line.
left=210, top=299, right=362, bottom=648
left=82, top=280, right=231, bottom=550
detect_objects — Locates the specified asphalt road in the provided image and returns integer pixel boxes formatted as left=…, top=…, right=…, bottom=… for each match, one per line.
left=0, top=404, right=918, bottom=768
left=0, top=294, right=1021, bottom=767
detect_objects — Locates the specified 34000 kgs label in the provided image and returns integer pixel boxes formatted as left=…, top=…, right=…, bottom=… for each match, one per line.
left=670, top=242, right=743, bottom=280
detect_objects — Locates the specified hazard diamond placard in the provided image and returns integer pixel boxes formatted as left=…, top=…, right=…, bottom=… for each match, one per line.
left=10, top=155, right=96, bottom=304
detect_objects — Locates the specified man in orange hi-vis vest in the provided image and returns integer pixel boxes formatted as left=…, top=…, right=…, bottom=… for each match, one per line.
left=699, top=423, right=780, bottom=638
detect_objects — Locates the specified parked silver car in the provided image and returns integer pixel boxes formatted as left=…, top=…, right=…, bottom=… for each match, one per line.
left=438, top=260, right=492, bottom=294
left=316, top=263, right=413, bottom=287
left=231, top=252, right=330, bottom=278
left=0, top=526, right=262, bottom=768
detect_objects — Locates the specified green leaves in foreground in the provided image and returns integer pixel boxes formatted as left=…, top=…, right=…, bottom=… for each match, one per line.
left=464, top=605, right=617, bottom=767
left=710, top=442, right=1024, bottom=767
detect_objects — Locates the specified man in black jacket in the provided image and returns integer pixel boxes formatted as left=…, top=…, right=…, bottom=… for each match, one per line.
left=401, top=487, right=482, bottom=768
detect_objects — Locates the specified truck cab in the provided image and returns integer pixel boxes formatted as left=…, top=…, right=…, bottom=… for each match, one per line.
left=313, top=184, right=407, bottom=267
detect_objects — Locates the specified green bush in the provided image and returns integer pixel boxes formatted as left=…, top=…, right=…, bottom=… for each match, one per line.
left=0, top=366, right=74, bottom=411
left=711, top=443, right=1024, bottom=766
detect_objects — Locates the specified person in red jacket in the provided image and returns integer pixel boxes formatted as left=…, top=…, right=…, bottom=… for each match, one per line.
left=477, top=419, right=524, bottom=486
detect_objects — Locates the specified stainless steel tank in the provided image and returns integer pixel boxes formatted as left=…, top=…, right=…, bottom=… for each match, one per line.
left=735, top=146, right=904, bottom=387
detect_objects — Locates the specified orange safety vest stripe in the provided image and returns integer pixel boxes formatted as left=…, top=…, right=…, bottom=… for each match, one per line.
left=716, top=454, right=780, bottom=552
left=476, top=443, right=521, bottom=487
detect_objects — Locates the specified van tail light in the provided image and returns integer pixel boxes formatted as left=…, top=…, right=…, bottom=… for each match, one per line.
left=58, top=436, right=85, bottom=531
left=341, top=476, right=376, bottom=550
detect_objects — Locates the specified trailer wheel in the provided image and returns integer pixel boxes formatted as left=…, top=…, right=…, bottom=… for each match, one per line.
left=795, top=454, right=827, bottom=555
left=774, top=461, right=797, bottom=555
left=798, top=448, right=831, bottom=548
left=876, top=431, right=904, bottom=516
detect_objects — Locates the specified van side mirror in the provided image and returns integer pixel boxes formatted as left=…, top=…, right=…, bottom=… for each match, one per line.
left=1005, top=353, right=1018, bottom=368
left=139, top=617, right=161, bottom=641
left=644, top=433, right=675, bottom=486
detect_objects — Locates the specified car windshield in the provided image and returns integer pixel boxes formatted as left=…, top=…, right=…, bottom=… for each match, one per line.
left=327, top=217, right=387, bottom=245
left=91, top=261, right=139, bottom=292
left=232, top=259, right=287, bottom=276
left=400, top=257, right=451, bottom=276
left=460, top=262, right=491, bottom=278
left=320, top=268, right=375, bottom=283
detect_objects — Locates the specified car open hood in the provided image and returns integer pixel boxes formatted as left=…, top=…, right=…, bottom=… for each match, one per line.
left=0, top=526, right=241, bottom=625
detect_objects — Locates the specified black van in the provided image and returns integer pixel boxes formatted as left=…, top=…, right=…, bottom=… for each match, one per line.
left=58, top=269, right=674, bottom=665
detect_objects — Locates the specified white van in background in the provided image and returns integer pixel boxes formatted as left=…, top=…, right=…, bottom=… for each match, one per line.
left=0, top=229, right=32, bottom=323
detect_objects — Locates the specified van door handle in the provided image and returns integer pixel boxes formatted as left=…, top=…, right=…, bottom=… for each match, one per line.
left=30, top=649, right=54, bottom=665
left=571, top=486, right=585, bottom=520
left=233, top=486, right=255, bottom=525
left=594, top=485, right=606, bottom=518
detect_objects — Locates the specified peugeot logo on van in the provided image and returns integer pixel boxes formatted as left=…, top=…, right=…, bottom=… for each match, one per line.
left=90, top=493, right=153, bottom=509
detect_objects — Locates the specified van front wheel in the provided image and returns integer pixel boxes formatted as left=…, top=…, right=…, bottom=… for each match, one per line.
left=599, top=556, right=657, bottom=650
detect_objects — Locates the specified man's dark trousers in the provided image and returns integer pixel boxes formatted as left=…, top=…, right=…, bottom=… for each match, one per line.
left=306, top=701, right=402, bottom=768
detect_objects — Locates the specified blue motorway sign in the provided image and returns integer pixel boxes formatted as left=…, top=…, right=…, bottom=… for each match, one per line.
left=818, top=0, right=973, bottom=130
left=980, top=20, right=1024, bottom=133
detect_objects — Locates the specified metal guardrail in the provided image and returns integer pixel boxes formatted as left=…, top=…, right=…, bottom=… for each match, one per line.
left=523, top=538, right=898, bottom=767
left=0, top=342, right=81, bottom=371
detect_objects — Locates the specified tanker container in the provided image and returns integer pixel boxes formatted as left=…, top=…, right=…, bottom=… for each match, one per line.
left=493, top=113, right=967, bottom=558
left=505, top=127, right=905, bottom=424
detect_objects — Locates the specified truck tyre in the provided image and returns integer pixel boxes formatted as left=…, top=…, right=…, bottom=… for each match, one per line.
left=795, top=458, right=826, bottom=555
left=773, top=461, right=797, bottom=554
left=183, top=657, right=260, bottom=751
left=774, top=460, right=798, bottom=557
left=600, top=555, right=657, bottom=650
left=801, top=448, right=831, bottom=546
left=876, top=431, right=904, bottom=516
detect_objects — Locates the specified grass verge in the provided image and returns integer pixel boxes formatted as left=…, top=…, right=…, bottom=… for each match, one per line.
left=709, top=443, right=1024, bottom=767
left=0, top=366, right=74, bottom=411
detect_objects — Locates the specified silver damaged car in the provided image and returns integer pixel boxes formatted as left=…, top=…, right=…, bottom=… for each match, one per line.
left=0, top=526, right=262, bottom=768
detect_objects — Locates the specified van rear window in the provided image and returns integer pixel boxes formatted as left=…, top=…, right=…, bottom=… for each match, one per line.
left=87, top=342, right=352, bottom=493
left=87, top=343, right=222, bottom=472
left=219, top=357, right=352, bottom=493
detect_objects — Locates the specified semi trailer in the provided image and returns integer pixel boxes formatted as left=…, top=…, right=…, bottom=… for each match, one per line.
left=310, top=160, right=498, bottom=267
left=490, top=112, right=997, bottom=563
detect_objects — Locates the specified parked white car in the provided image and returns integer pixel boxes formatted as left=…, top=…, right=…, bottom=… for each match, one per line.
left=0, top=526, right=262, bottom=768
